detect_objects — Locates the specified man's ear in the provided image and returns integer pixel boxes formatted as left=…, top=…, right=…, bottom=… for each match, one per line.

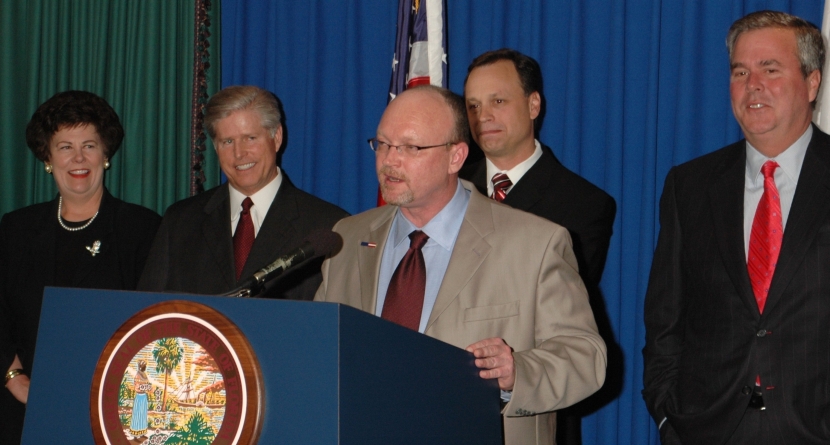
left=273, top=126, right=284, bottom=153
left=448, top=142, right=469, bottom=174
left=528, top=91, right=541, bottom=120
left=808, top=69, right=821, bottom=103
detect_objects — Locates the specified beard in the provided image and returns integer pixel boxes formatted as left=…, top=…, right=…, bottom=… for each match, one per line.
left=377, top=166, right=414, bottom=206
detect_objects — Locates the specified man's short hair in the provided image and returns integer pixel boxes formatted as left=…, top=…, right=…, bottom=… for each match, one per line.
left=727, top=10, right=825, bottom=79
left=204, top=85, right=282, bottom=139
left=410, top=85, right=470, bottom=145
left=464, top=48, right=543, bottom=97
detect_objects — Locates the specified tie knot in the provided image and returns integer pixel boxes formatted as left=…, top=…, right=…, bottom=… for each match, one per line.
left=492, top=172, right=512, bottom=191
left=241, top=197, right=254, bottom=214
left=408, top=230, right=429, bottom=250
left=761, top=161, right=779, bottom=179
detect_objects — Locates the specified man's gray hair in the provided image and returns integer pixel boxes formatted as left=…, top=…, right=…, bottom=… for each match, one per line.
left=726, top=10, right=824, bottom=79
left=204, top=85, right=282, bottom=139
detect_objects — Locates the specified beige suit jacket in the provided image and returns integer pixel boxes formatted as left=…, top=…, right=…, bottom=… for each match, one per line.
left=314, top=180, right=606, bottom=445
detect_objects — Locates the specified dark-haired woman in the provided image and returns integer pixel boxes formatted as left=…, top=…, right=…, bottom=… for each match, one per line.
left=0, top=91, right=161, bottom=443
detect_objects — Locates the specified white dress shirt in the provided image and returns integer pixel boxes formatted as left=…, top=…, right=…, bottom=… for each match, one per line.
left=485, top=139, right=543, bottom=196
left=228, top=168, right=283, bottom=236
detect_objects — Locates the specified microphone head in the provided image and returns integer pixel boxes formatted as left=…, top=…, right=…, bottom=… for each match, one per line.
left=306, top=229, right=343, bottom=259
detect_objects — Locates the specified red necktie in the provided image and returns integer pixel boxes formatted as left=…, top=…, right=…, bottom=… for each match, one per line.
left=381, top=231, right=429, bottom=331
left=233, top=197, right=255, bottom=281
left=491, top=173, right=512, bottom=202
left=747, top=161, right=783, bottom=314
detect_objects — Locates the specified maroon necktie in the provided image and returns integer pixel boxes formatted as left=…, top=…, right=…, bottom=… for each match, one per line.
left=381, top=231, right=429, bottom=331
left=491, top=173, right=512, bottom=202
left=747, top=161, right=783, bottom=314
left=233, top=197, right=255, bottom=281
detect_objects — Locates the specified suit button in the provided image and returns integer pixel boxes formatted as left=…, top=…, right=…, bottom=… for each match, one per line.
left=756, top=329, right=767, bottom=337
left=741, top=386, right=752, bottom=395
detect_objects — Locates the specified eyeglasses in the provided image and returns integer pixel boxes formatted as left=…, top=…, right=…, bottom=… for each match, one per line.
left=368, top=138, right=453, bottom=156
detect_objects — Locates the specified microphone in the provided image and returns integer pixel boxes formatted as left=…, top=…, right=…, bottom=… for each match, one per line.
left=223, top=230, right=343, bottom=298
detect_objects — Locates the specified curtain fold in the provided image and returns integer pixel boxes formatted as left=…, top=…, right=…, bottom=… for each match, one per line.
left=0, top=0, right=221, bottom=216
left=221, top=1, right=823, bottom=443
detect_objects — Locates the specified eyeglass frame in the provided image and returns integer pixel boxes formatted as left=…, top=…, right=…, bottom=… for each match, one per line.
left=367, top=138, right=456, bottom=156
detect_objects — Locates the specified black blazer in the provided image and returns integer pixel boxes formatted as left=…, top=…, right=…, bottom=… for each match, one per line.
left=460, top=144, right=616, bottom=287
left=138, top=174, right=348, bottom=300
left=0, top=190, right=160, bottom=443
left=643, top=126, right=830, bottom=444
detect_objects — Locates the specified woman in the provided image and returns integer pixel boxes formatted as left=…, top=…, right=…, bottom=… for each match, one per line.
left=0, top=91, right=161, bottom=443
left=130, top=360, right=150, bottom=438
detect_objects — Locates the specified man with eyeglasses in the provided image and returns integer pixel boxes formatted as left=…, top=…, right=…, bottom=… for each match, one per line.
left=315, top=85, right=606, bottom=445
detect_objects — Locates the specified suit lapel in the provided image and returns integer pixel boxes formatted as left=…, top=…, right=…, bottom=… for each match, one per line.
left=359, top=207, right=396, bottom=313
left=707, top=144, right=760, bottom=317
left=202, top=184, right=236, bottom=288
left=764, top=129, right=830, bottom=314
left=240, top=179, right=298, bottom=279
left=502, top=147, right=555, bottom=211
left=426, top=184, right=492, bottom=330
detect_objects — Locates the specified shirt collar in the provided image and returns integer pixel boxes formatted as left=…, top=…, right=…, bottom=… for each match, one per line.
left=485, top=139, right=543, bottom=191
left=745, top=125, right=811, bottom=185
left=390, top=180, right=470, bottom=251
left=229, top=167, right=282, bottom=224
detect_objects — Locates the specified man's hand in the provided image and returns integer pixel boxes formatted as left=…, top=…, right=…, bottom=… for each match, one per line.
left=466, top=337, right=516, bottom=390
left=6, top=355, right=29, bottom=404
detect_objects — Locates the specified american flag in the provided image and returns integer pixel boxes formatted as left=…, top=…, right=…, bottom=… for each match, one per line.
left=379, top=0, right=448, bottom=205
left=389, top=0, right=448, bottom=99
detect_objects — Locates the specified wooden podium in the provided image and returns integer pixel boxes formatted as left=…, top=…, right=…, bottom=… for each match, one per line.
left=23, top=287, right=501, bottom=444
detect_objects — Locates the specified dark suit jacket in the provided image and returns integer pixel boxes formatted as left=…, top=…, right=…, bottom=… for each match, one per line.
left=460, top=145, right=616, bottom=287
left=0, top=190, right=160, bottom=444
left=643, top=126, right=830, bottom=444
left=138, top=174, right=348, bottom=300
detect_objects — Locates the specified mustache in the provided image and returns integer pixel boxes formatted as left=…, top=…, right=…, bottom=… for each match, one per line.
left=378, top=166, right=407, bottom=181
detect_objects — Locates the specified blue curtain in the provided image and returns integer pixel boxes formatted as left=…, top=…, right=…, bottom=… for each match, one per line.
left=221, top=1, right=823, bottom=443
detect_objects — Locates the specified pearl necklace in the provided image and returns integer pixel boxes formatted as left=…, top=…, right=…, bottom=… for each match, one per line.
left=57, top=196, right=99, bottom=232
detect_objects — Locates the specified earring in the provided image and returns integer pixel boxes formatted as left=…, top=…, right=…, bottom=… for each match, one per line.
left=104, top=160, right=110, bottom=170
left=44, top=163, right=53, bottom=174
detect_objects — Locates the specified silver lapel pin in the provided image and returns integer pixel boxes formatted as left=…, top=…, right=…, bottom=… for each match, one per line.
left=86, top=240, right=102, bottom=257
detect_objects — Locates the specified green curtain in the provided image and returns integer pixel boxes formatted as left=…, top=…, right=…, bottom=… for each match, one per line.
left=0, top=0, right=221, bottom=217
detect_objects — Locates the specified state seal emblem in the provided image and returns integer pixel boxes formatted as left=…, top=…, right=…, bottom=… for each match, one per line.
left=90, top=300, right=263, bottom=444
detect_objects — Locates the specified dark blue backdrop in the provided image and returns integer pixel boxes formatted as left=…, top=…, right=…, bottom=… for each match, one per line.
left=221, top=1, right=824, bottom=443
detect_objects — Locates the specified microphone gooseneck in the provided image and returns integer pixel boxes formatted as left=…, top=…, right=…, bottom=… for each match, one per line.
left=222, top=230, right=343, bottom=298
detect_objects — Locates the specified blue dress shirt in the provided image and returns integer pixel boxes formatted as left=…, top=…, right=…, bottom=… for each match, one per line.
left=375, top=180, right=470, bottom=333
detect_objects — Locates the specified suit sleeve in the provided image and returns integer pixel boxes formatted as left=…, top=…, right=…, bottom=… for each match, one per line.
left=313, top=219, right=343, bottom=303
left=0, top=214, right=14, bottom=373
left=313, top=255, right=331, bottom=302
left=576, top=193, right=616, bottom=287
left=137, top=213, right=172, bottom=291
left=642, top=168, right=685, bottom=428
left=505, top=225, right=608, bottom=414
left=117, top=205, right=161, bottom=289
